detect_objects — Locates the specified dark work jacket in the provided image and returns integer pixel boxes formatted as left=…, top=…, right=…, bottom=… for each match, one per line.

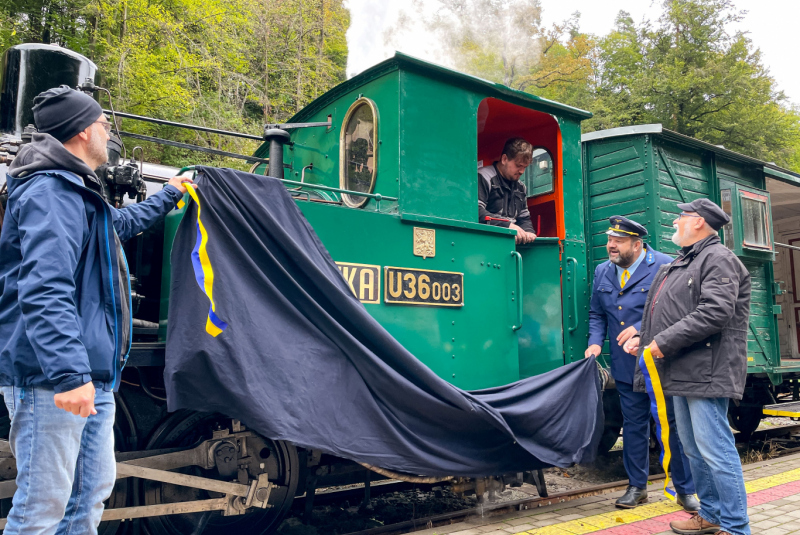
left=477, top=164, right=534, bottom=232
left=633, top=235, right=751, bottom=400
left=0, top=134, right=183, bottom=393
left=588, top=245, right=673, bottom=384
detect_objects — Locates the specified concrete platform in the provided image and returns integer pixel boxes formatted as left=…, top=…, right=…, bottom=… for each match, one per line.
left=414, top=451, right=800, bottom=535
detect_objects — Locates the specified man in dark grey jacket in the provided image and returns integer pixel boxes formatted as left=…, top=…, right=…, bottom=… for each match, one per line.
left=625, top=199, right=750, bottom=535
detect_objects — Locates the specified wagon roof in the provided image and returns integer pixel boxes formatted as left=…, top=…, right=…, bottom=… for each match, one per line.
left=290, top=52, right=594, bottom=122
left=582, top=124, right=800, bottom=185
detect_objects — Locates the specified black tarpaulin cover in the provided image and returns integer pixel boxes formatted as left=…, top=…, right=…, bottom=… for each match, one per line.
left=164, top=166, right=603, bottom=477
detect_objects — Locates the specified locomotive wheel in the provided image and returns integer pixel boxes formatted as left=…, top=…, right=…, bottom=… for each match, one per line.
left=141, top=411, right=299, bottom=535
left=727, top=403, right=763, bottom=438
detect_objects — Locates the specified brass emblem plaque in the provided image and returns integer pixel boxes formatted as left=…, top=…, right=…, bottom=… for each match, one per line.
left=336, top=262, right=381, bottom=304
left=384, top=267, right=463, bottom=307
left=413, top=227, right=435, bottom=259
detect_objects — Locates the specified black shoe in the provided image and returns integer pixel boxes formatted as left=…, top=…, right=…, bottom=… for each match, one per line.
left=677, top=493, right=701, bottom=512
left=615, top=485, right=647, bottom=508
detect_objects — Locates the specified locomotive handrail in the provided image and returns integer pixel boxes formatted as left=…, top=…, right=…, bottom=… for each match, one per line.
left=278, top=178, right=398, bottom=210
left=511, top=251, right=523, bottom=331
left=566, top=257, right=579, bottom=332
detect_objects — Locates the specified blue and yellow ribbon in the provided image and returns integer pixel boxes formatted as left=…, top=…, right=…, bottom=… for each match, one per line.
left=639, top=347, right=677, bottom=501
left=178, top=186, right=228, bottom=337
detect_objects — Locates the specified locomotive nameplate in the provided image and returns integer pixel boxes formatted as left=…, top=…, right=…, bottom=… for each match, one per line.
left=384, top=267, right=463, bottom=307
left=335, top=262, right=381, bottom=304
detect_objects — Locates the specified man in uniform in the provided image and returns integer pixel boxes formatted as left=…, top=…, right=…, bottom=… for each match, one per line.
left=627, top=199, right=751, bottom=535
left=586, top=216, right=698, bottom=511
left=478, top=137, right=537, bottom=245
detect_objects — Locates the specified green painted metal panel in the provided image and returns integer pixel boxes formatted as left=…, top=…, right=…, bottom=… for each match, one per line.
left=518, top=242, right=563, bottom=377
left=298, top=200, right=521, bottom=390
left=563, top=239, right=590, bottom=362
left=397, top=70, right=480, bottom=221
left=158, top=197, right=188, bottom=340
left=256, top=71, right=402, bottom=213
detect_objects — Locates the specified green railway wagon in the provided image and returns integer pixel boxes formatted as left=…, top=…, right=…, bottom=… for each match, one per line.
left=582, top=125, right=800, bottom=435
left=159, top=53, right=596, bottom=389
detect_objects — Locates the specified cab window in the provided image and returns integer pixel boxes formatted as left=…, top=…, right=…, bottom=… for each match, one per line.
left=521, top=148, right=554, bottom=197
left=340, top=97, right=377, bottom=207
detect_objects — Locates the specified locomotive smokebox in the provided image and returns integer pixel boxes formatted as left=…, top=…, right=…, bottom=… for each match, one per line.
left=0, top=44, right=98, bottom=136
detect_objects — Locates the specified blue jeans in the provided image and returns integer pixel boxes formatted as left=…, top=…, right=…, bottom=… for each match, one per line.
left=0, top=385, right=116, bottom=535
left=673, top=396, right=749, bottom=535
left=616, top=381, right=695, bottom=493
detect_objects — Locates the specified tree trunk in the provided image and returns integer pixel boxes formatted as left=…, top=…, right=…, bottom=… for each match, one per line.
left=315, top=0, right=325, bottom=99
left=296, top=0, right=304, bottom=113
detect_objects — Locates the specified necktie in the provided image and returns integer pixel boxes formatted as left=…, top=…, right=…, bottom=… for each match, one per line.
left=621, top=269, right=630, bottom=288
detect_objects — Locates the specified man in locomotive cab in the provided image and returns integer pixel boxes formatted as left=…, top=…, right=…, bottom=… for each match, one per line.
left=586, top=216, right=699, bottom=512
left=478, top=137, right=537, bottom=244
left=0, top=86, right=194, bottom=534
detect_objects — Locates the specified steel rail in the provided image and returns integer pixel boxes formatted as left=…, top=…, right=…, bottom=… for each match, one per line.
left=340, top=425, right=800, bottom=535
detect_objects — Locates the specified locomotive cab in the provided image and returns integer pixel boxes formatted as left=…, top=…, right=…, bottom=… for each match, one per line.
left=247, top=53, right=593, bottom=388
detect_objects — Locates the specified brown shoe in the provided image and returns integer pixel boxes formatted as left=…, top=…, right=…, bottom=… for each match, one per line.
left=714, top=532, right=732, bottom=535
left=670, top=513, right=720, bottom=534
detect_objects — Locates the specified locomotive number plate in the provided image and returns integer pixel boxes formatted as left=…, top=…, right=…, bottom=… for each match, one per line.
left=336, top=262, right=381, bottom=304
left=384, top=267, right=463, bottom=307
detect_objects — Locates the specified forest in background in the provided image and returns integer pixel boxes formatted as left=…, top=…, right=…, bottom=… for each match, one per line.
left=1, top=0, right=799, bottom=172
left=0, top=0, right=349, bottom=167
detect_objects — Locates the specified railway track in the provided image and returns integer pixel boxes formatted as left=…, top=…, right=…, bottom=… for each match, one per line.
left=314, top=422, right=800, bottom=535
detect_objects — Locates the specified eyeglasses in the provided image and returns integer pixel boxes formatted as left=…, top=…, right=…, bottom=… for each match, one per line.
left=94, top=121, right=113, bottom=134
left=679, top=212, right=701, bottom=219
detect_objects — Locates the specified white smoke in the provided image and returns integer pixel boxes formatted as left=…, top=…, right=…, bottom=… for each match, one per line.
left=343, top=0, right=452, bottom=78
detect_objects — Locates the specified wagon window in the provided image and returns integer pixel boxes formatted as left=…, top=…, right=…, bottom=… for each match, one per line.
left=521, top=148, right=554, bottom=197
left=720, top=189, right=734, bottom=250
left=740, top=191, right=771, bottom=250
left=340, top=98, right=377, bottom=207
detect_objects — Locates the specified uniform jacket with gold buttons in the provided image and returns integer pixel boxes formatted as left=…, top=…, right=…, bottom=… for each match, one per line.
left=588, top=245, right=673, bottom=384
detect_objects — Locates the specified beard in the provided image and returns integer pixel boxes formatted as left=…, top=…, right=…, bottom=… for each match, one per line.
left=609, top=248, right=636, bottom=267
left=88, top=129, right=109, bottom=169
left=671, top=224, right=690, bottom=246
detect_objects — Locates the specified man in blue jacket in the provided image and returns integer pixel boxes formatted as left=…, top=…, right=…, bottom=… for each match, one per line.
left=0, top=86, right=192, bottom=534
left=586, top=216, right=698, bottom=511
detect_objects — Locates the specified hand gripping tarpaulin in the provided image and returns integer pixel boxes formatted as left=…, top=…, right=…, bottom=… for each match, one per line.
left=164, top=166, right=603, bottom=477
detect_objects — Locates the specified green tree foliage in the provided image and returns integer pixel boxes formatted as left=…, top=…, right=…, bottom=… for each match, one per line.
left=590, top=1, right=800, bottom=167
left=430, top=0, right=800, bottom=171
left=0, top=0, right=349, bottom=168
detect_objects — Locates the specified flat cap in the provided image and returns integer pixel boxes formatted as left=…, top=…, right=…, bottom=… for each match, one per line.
left=606, top=215, right=648, bottom=238
left=32, top=85, right=103, bottom=143
left=677, top=198, right=730, bottom=231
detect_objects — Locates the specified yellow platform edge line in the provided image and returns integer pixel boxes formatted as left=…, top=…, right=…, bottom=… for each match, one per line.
left=522, top=467, right=800, bottom=535
left=762, top=409, right=800, bottom=417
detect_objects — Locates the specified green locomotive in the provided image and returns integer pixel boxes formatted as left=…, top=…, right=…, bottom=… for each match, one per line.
left=2, top=45, right=800, bottom=534
left=157, top=53, right=800, bottom=435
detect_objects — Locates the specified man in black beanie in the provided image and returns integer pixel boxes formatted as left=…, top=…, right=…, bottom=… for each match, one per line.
left=0, top=85, right=193, bottom=534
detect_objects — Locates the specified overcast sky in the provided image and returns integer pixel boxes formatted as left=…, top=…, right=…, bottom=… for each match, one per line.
left=345, top=0, right=799, bottom=104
